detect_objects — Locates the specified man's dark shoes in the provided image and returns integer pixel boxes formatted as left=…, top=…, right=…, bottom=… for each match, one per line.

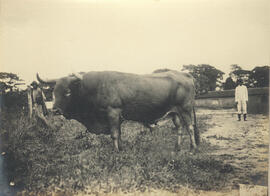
left=238, top=114, right=241, bottom=121
left=244, top=114, right=247, bottom=121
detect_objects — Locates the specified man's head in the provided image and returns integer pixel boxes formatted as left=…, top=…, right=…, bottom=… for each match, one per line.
left=237, top=79, right=243, bottom=86
left=31, top=81, right=38, bottom=89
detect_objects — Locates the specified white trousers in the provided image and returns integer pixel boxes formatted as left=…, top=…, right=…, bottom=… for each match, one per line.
left=237, top=100, right=247, bottom=114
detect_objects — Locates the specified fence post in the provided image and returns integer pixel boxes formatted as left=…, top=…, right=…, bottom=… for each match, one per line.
left=27, top=86, right=33, bottom=119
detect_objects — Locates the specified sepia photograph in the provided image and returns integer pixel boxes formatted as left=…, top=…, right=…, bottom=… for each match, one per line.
left=0, top=0, right=269, bottom=195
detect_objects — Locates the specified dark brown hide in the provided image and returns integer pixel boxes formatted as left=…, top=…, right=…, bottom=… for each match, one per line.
left=37, top=70, right=198, bottom=152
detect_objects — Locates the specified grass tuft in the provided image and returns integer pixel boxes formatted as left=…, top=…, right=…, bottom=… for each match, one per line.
left=0, top=111, right=236, bottom=194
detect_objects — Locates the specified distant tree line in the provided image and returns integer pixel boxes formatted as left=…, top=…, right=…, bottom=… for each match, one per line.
left=0, top=72, right=52, bottom=112
left=223, top=65, right=270, bottom=89
left=0, top=72, right=25, bottom=93
left=181, top=64, right=269, bottom=94
left=181, top=64, right=225, bottom=94
left=0, top=65, right=269, bottom=111
left=0, top=73, right=27, bottom=112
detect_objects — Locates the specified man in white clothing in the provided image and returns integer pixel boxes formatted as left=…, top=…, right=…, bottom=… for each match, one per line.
left=235, top=79, right=248, bottom=121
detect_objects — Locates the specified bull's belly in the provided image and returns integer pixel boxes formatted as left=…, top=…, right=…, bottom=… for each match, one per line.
left=122, top=105, right=170, bottom=124
left=70, top=104, right=170, bottom=134
left=73, top=112, right=111, bottom=135
left=84, top=121, right=111, bottom=134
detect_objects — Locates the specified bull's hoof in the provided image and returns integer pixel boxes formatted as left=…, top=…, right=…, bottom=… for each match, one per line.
left=190, top=143, right=198, bottom=150
left=114, top=147, right=121, bottom=153
left=174, top=143, right=181, bottom=152
left=189, top=148, right=199, bottom=154
left=113, top=145, right=122, bottom=152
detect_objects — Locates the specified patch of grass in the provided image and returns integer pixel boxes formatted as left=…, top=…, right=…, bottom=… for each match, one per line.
left=206, top=135, right=233, bottom=140
left=0, top=111, right=236, bottom=194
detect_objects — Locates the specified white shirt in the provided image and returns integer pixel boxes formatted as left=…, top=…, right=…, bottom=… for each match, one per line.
left=235, top=85, right=248, bottom=102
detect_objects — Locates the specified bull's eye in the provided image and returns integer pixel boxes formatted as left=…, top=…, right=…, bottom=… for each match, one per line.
left=65, top=89, right=71, bottom=97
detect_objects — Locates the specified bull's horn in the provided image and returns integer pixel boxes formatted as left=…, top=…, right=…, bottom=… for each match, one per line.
left=36, top=73, right=57, bottom=85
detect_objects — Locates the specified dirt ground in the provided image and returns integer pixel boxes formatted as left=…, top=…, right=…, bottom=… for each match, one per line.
left=75, top=108, right=269, bottom=196
left=1, top=108, right=269, bottom=196
left=197, top=108, right=269, bottom=187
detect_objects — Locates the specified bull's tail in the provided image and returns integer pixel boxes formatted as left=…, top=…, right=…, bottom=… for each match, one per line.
left=193, top=106, right=200, bottom=145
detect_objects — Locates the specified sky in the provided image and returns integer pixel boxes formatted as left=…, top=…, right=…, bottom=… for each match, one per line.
left=0, top=0, right=269, bottom=86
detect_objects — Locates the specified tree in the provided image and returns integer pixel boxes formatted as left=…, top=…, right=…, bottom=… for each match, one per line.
left=225, top=65, right=251, bottom=87
left=223, top=76, right=236, bottom=90
left=249, top=66, right=270, bottom=87
left=230, top=64, right=242, bottom=72
left=181, top=64, right=224, bottom=94
left=0, top=72, right=27, bottom=112
left=232, top=69, right=251, bottom=87
left=224, top=65, right=269, bottom=88
left=0, top=72, right=25, bottom=93
left=152, top=68, right=171, bottom=73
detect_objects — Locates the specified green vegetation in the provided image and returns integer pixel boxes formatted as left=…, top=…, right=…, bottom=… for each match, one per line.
left=1, top=111, right=235, bottom=194
left=180, top=65, right=269, bottom=93
left=1, top=65, right=268, bottom=194
left=0, top=72, right=25, bottom=93
left=223, top=65, right=270, bottom=89
left=182, top=64, right=225, bottom=94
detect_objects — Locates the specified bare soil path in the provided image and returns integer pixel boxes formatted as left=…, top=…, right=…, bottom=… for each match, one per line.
left=198, top=109, right=269, bottom=187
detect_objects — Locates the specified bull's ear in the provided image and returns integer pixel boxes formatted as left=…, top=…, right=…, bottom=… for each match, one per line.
left=69, top=77, right=81, bottom=92
left=65, top=89, right=71, bottom=97
left=72, top=72, right=83, bottom=80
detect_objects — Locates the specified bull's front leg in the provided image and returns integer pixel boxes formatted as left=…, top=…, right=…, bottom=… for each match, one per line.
left=107, top=107, right=122, bottom=152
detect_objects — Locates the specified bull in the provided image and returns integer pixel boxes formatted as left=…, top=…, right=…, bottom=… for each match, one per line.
left=37, top=70, right=200, bottom=152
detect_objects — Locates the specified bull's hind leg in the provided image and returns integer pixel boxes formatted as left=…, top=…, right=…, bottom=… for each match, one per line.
left=172, top=113, right=184, bottom=151
left=180, top=107, right=197, bottom=150
left=107, top=107, right=122, bottom=152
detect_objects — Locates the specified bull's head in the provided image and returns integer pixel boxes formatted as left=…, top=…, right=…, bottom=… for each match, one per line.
left=37, top=73, right=83, bottom=118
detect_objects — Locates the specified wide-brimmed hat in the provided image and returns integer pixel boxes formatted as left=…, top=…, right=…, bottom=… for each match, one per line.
left=30, top=81, right=38, bottom=86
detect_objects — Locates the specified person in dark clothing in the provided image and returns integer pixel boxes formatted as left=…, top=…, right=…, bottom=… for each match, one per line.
left=29, top=81, right=52, bottom=129
left=31, top=81, right=48, bottom=116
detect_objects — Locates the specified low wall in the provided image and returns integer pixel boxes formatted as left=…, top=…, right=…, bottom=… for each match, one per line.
left=195, top=87, right=269, bottom=114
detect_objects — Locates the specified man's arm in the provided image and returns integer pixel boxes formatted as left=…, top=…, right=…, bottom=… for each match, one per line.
left=41, top=89, right=47, bottom=101
left=245, top=86, right=248, bottom=102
